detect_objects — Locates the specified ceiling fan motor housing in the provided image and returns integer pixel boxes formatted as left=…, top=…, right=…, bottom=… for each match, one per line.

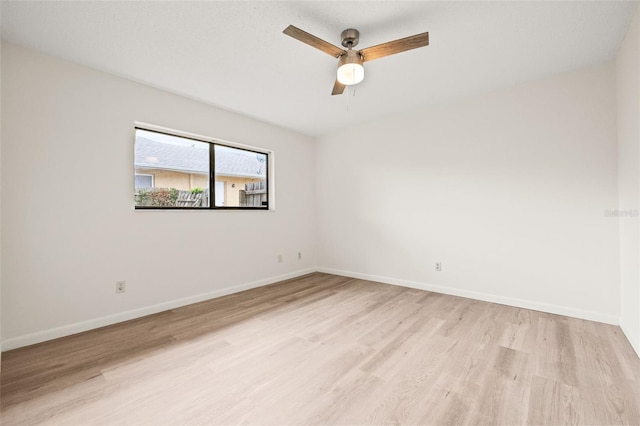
left=338, top=49, right=364, bottom=67
left=341, top=28, right=360, bottom=48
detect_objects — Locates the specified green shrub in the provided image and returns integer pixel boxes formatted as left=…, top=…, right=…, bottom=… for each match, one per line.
left=135, top=187, right=179, bottom=207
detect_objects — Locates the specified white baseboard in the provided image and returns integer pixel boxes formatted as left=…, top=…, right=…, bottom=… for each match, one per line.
left=619, top=317, right=640, bottom=359
left=2, top=267, right=625, bottom=352
left=317, top=267, right=619, bottom=325
left=1, top=268, right=316, bottom=351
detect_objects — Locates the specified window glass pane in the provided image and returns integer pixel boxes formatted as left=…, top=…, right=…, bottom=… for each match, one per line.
left=134, top=129, right=210, bottom=208
left=135, top=174, right=153, bottom=188
left=214, top=145, right=268, bottom=208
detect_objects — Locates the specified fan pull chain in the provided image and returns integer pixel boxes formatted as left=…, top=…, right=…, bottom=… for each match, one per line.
left=345, top=86, right=356, bottom=112
left=346, top=86, right=350, bottom=112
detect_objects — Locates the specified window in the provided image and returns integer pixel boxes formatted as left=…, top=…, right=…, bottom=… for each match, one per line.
left=134, top=127, right=270, bottom=210
left=135, top=174, right=154, bottom=188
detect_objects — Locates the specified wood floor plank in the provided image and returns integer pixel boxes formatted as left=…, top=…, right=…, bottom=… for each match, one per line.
left=1, top=272, right=639, bottom=425
left=527, top=374, right=583, bottom=425
left=465, top=346, right=533, bottom=425
left=535, top=315, right=580, bottom=387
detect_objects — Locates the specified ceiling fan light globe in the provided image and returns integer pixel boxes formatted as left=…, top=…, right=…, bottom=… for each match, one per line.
left=337, top=63, right=364, bottom=86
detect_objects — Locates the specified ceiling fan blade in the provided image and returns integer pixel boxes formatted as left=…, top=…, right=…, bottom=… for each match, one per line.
left=283, top=25, right=346, bottom=58
left=331, top=79, right=346, bottom=96
left=360, top=32, right=429, bottom=62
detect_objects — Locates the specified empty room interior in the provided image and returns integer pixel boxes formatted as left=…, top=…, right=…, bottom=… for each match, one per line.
left=1, top=1, right=640, bottom=425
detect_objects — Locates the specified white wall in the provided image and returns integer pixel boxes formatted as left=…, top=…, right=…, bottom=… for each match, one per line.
left=317, top=62, right=620, bottom=324
left=617, top=8, right=640, bottom=357
left=1, top=43, right=316, bottom=350
left=0, top=38, right=3, bottom=360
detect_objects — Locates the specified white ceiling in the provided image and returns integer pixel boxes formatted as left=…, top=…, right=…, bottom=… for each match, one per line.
left=2, top=1, right=637, bottom=137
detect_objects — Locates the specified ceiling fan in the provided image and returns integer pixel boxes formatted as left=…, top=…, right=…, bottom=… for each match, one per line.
left=283, top=25, right=429, bottom=95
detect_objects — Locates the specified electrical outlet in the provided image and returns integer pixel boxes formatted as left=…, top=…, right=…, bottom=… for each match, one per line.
left=116, top=281, right=126, bottom=294
left=298, top=252, right=302, bottom=260
left=435, top=262, right=442, bottom=272
left=278, top=254, right=283, bottom=263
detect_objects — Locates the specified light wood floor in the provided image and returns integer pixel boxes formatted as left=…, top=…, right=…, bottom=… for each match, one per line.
left=2, top=273, right=639, bottom=425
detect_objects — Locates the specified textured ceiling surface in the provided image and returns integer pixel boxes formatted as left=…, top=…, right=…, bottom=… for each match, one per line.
left=2, top=1, right=637, bottom=137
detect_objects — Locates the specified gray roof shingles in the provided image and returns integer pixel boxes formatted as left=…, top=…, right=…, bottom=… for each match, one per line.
left=135, top=137, right=266, bottom=178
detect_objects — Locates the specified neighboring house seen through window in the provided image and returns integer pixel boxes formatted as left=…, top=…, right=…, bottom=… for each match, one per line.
left=134, top=127, right=270, bottom=209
